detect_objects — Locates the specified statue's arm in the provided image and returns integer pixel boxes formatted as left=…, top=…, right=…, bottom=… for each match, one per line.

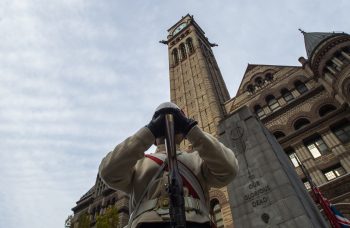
left=98, top=127, right=154, bottom=193
left=187, top=126, right=239, bottom=188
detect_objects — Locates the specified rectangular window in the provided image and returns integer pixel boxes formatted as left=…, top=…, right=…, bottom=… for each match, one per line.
left=283, top=92, right=294, bottom=103
left=268, top=100, right=280, bottom=111
left=302, top=179, right=311, bottom=190
left=213, top=204, right=224, bottom=228
left=285, top=148, right=300, bottom=167
left=322, top=164, right=346, bottom=181
left=256, top=107, right=266, bottom=118
left=332, top=122, right=350, bottom=143
left=296, top=83, right=308, bottom=94
left=288, top=152, right=300, bottom=167
left=304, top=136, right=328, bottom=159
left=307, top=144, right=322, bottom=158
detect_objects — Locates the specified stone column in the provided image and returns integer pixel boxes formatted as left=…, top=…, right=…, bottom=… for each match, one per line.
left=218, top=106, right=327, bottom=228
left=331, top=57, right=343, bottom=68
left=326, top=65, right=337, bottom=75
left=341, top=51, right=350, bottom=61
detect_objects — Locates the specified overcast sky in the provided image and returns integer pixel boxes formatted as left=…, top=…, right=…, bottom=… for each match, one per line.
left=0, top=1, right=349, bottom=227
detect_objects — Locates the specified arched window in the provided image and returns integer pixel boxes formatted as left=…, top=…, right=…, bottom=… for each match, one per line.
left=172, top=48, right=179, bottom=65
left=255, top=77, right=263, bottom=86
left=179, top=43, right=187, bottom=59
left=273, top=131, right=285, bottom=140
left=254, top=105, right=265, bottom=118
left=210, top=199, right=224, bottom=228
left=186, top=38, right=194, bottom=54
left=294, top=80, right=308, bottom=94
left=319, top=104, right=337, bottom=117
left=96, top=205, right=101, bottom=215
left=247, top=84, right=255, bottom=93
left=345, top=47, right=350, bottom=54
left=91, top=207, right=96, bottom=220
left=294, top=118, right=310, bottom=130
left=265, top=73, right=273, bottom=81
left=281, top=88, right=294, bottom=103
left=266, top=95, right=280, bottom=111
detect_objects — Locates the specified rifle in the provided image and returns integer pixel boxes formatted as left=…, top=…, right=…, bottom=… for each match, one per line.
left=164, top=113, right=187, bottom=228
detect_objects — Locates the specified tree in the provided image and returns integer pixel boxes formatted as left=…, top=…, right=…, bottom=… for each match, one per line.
left=96, top=206, right=119, bottom=228
left=77, top=213, right=90, bottom=228
left=65, top=215, right=73, bottom=228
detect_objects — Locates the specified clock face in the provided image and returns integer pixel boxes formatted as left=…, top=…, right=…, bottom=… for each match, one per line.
left=173, top=23, right=187, bottom=36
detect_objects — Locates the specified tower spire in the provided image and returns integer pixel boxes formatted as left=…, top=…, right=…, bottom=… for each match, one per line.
left=298, top=28, right=306, bottom=34
left=301, top=31, right=341, bottom=58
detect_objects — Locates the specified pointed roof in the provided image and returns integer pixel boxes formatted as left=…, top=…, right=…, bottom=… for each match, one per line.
left=300, top=30, right=344, bottom=58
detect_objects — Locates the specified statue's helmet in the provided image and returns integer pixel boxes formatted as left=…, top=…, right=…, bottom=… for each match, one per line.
left=154, top=102, right=181, bottom=117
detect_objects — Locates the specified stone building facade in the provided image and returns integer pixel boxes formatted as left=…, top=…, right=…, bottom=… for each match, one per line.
left=224, top=30, right=350, bottom=222
left=69, top=15, right=350, bottom=227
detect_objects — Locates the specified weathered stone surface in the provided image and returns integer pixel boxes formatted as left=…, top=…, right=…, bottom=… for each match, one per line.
left=221, top=106, right=327, bottom=228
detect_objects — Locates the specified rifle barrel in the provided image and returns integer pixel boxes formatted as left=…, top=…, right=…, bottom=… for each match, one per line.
left=165, top=114, right=186, bottom=228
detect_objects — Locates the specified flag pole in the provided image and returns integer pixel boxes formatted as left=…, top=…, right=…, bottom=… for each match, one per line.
left=295, top=157, right=341, bottom=228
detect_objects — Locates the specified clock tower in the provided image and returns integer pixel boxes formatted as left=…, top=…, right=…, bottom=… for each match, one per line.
left=165, top=15, right=233, bottom=228
left=166, top=14, right=230, bottom=137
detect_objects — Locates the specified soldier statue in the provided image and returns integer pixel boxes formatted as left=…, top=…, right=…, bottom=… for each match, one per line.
left=99, top=102, right=239, bottom=228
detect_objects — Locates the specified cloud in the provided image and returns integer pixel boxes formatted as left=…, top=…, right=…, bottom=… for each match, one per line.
left=0, top=0, right=349, bottom=227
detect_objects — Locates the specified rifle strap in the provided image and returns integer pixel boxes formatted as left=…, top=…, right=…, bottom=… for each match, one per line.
left=145, top=153, right=207, bottom=212
left=127, top=158, right=167, bottom=228
left=127, top=153, right=210, bottom=228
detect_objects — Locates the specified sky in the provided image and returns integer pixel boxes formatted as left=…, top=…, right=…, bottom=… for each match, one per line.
left=0, top=0, right=349, bottom=227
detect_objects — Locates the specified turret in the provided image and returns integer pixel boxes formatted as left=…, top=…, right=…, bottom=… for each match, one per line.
left=300, top=30, right=350, bottom=104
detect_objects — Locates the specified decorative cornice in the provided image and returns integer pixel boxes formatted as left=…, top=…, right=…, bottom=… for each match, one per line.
left=318, top=174, right=350, bottom=200
left=72, top=196, right=94, bottom=213
left=262, top=86, right=324, bottom=123
left=278, top=104, right=348, bottom=146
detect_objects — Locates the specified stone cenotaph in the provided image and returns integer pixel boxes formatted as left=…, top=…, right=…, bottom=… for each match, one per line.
left=218, top=106, right=327, bottom=228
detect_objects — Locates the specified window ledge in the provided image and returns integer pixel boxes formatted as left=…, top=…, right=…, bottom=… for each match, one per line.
left=314, top=153, right=339, bottom=170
